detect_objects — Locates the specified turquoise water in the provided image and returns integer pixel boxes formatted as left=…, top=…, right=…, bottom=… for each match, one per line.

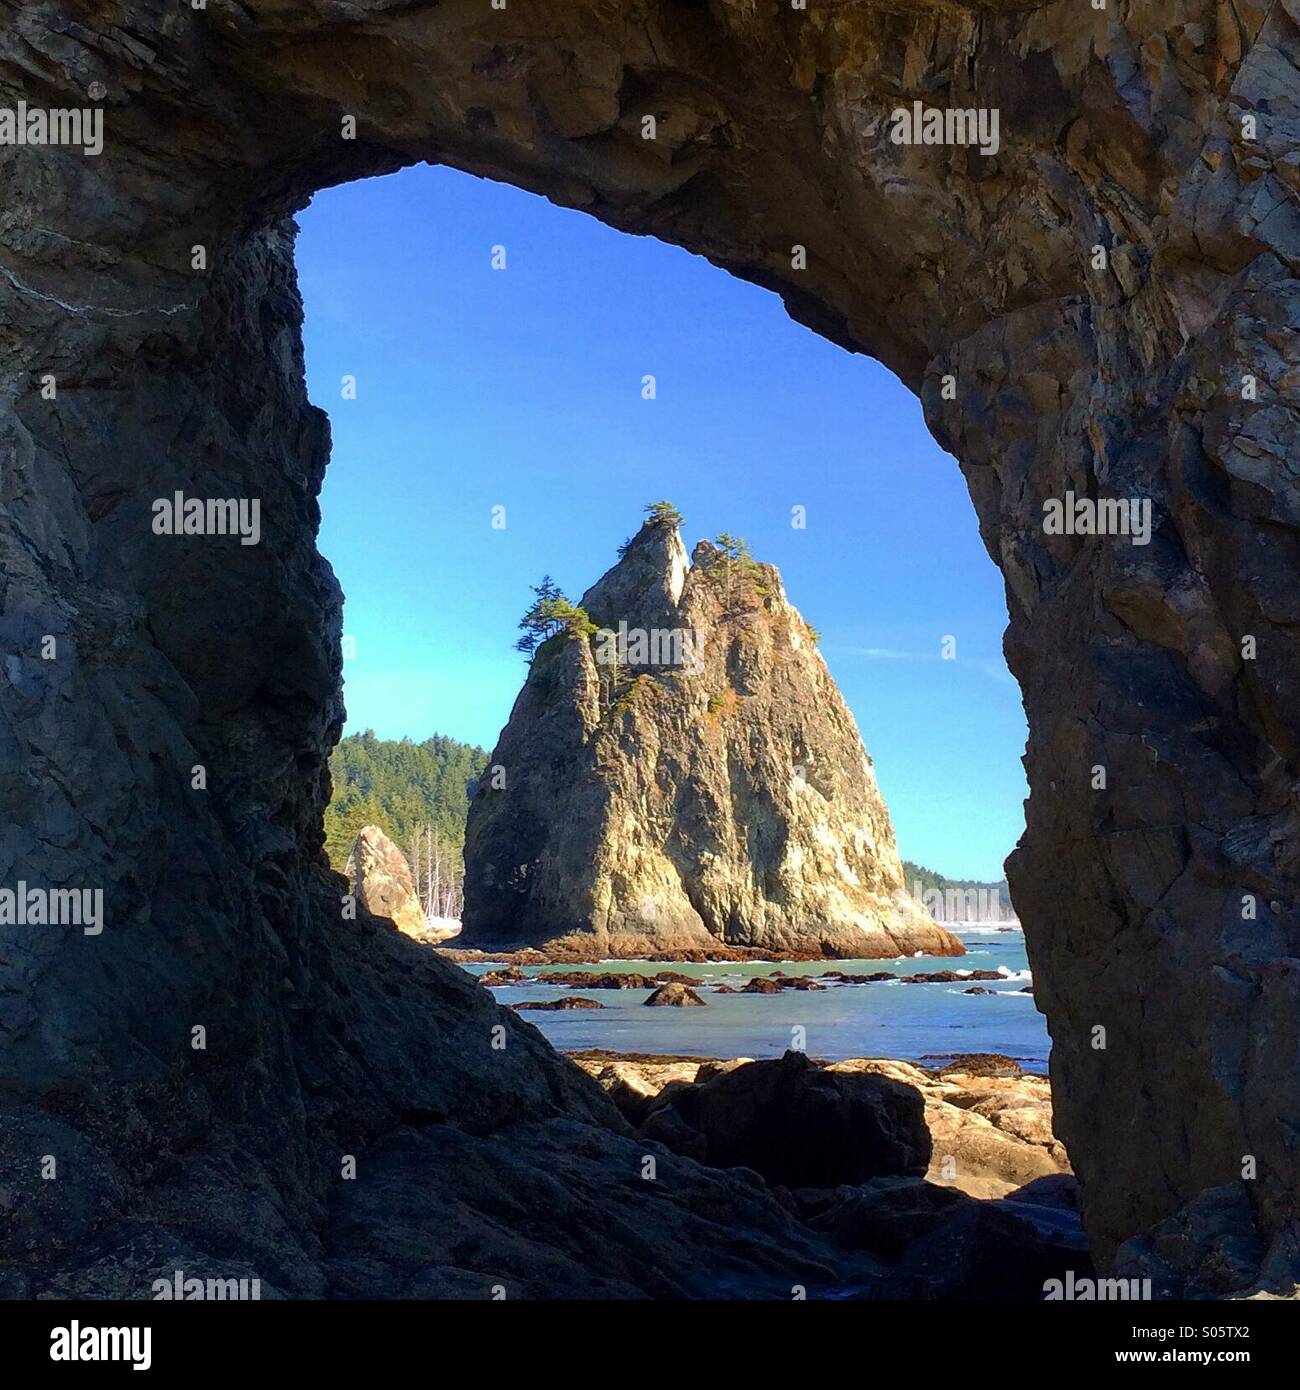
left=462, top=928, right=1049, bottom=1073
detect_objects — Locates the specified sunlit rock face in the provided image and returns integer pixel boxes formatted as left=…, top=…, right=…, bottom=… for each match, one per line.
left=350, top=824, right=457, bottom=943
left=463, top=520, right=960, bottom=960
left=1, top=0, right=1297, bottom=1294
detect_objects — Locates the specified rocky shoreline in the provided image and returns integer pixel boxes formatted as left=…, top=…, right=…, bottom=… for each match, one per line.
left=466, top=960, right=1032, bottom=994
left=439, top=943, right=969, bottom=965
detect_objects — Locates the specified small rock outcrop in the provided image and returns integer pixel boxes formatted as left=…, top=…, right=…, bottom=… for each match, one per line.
left=643, top=982, right=706, bottom=1007
left=742, top=978, right=784, bottom=995
left=463, top=516, right=962, bottom=960
left=512, top=996, right=604, bottom=1011
left=479, top=967, right=529, bottom=987
left=351, top=825, right=456, bottom=943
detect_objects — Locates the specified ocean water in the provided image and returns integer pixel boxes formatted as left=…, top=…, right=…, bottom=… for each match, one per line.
left=462, top=927, right=1050, bottom=1073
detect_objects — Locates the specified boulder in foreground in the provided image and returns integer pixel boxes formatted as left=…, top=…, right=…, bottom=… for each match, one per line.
left=573, top=1049, right=1070, bottom=1201
left=637, top=1050, right=931, bottom=1187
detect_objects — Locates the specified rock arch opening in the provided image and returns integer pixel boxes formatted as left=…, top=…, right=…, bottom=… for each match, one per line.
left=2, top=0, right=1296, bottom=1296
left=300, top=160, right=1027, bottom=949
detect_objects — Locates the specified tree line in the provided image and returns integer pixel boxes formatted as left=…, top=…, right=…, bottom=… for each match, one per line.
left=324, top=730, right=489, bottom=921
left=902, top=860, right=1016, bottom=922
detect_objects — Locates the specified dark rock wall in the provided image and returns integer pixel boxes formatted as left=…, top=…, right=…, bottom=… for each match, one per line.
left=1, top=0, right=1297, bottom=1289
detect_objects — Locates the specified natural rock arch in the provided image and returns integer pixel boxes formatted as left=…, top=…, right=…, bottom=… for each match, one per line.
left=1, top=1, right=1296, bottom=1293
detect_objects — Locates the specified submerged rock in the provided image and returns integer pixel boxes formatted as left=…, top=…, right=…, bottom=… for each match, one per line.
left=900, top=969, right=1003, bottom=984
left=479, top=967, right=529, bottom=987
left=742, top=977, right=784, bottom=995
left=538, top=971, right=657, bottom=989
left=462, top=515, right=962, bottom=961
left=512, top=996, right=605, bottom=1011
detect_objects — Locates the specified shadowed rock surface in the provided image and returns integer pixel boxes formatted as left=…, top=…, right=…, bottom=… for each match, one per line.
left=637, top=1051, right=932, bottom=1188
left=462, top=519, right=960, bottom=959
left=0, top=0, right=1297, bottom=1295
left=0, top=914, right=889, bottom=1298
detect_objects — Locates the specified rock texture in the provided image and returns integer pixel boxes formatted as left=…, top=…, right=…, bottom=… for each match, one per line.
left=463, top=519, right=960, bottom=960
left=1, top=0, right=1298, bottom=1294
left=350, top=824, right=449, bottom=942
left=827, top=1058, right=1070, bottom=1202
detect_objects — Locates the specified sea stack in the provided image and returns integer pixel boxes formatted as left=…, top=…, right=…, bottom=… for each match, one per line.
left=461, top=510, right=963, bottom=959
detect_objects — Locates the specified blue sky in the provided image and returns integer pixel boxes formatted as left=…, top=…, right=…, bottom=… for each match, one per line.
left=297, top=164, right=1027, bottom=880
